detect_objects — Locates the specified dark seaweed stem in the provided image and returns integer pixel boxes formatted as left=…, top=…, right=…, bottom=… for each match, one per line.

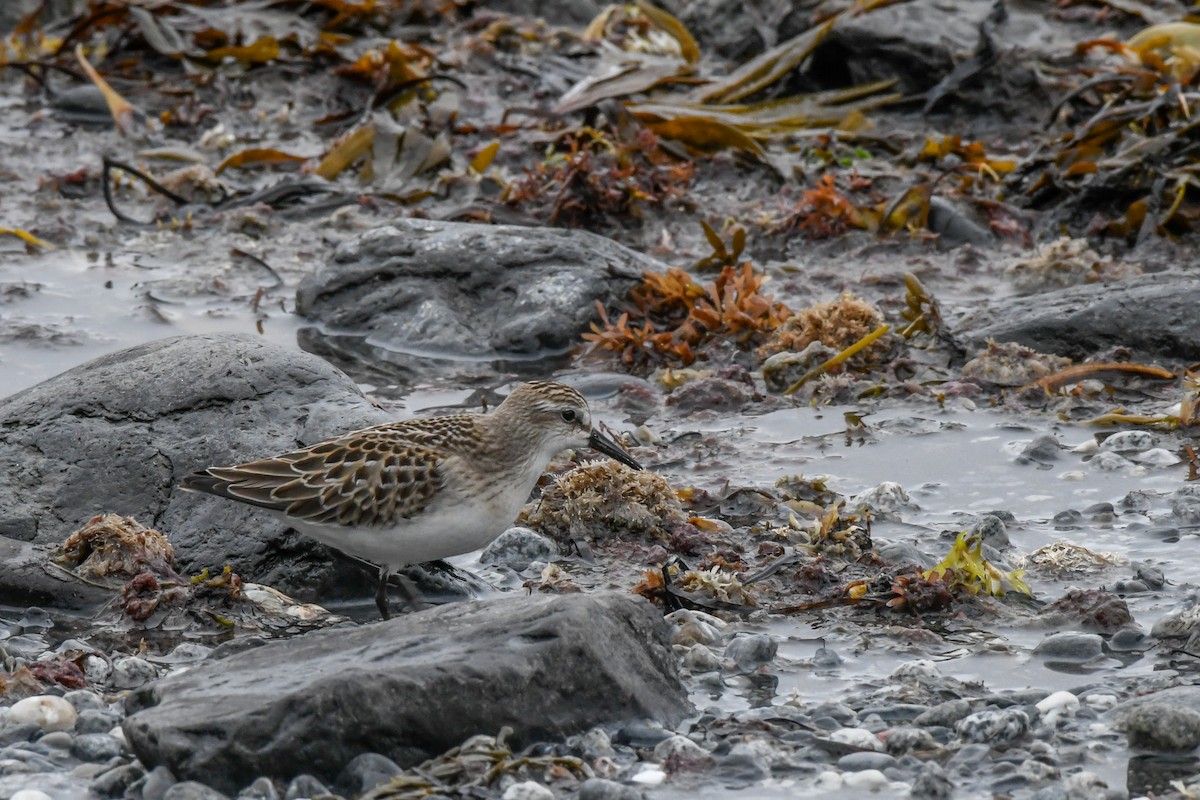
left=101, top=155, right=190, bottom=226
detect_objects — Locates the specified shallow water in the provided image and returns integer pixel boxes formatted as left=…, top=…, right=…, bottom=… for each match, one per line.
left=0, top=248, right=302, bottom=394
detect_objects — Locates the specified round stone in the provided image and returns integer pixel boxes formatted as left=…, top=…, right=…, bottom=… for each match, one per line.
left=75, top=708, right=121, bottom=734
left=478, top=527, right=557, bottom=571
left=1122, top=704, right=1200, bottom=752
left=683, top=645, right=721, bottom=674
left=163, top=781, right=231, bottom=800
left=1033, top=633, right=1104, bottom=662
left=828, top=728, right=883, bottom=752
left=9, top=695, right=77, bottom=732
left=956, top=709, right=1029, bottom=745
left=73, top=732, right=125, bottom=762
left=838, top=751, right=897, bottom=772
left=725, top=634, right=777, bottom=673
left=1101, top=430, right=1156, bottom=452
left=110, top=656, right=158, bottom=689
left=577, top=778, right=642, bottom=800
left=502, top=781, right=555, bottom=800
left=63, top=690, right=106, bottom=712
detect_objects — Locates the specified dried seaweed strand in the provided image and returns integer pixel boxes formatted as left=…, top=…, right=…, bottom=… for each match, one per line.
left=783, top=323, right=891, bottom=395
left=1020, top=362, right=1176, bottom=393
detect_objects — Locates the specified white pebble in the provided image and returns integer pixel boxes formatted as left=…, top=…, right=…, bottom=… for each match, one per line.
left=1059, top=471, right=1087, bottom=481
left=1092, top=452, right=1133, bottom=471
left=853, top=481, right=914, bottom=514
left=109, top=726, right=127, bottom=745
left=1086, top=694, right=1118, bottom=711
left=83, top=655, right=111, bottom=683
left=654, top=734, right=706, bottom=761
left=1036, top=690, right=1080, bottom=723
left=111, top=655, right=158, bottom=689
left=11, top=792, right=54, bottom=800
left=1070, top=439, right=1099, bottom=454
left=843, top=769, right=891, bottom=790
left=683, top=645, right=721, bottom=674
left=9, top=695, right=77, bottom=732
left=1130, top=448, right=1181, bottom=466
left=502, top=780, right=554, bottom=800
left=631, top=767, right=666, bottom=786
left=1101, top=430, right=1156, bottom=452
left=891, top=659, right=940, bottom=682
left=828, top=727, right=883, bottom=752
left=814, top=771, right=844, bottom=790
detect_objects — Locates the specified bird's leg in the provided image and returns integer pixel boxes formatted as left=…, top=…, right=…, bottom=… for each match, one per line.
left=375, top=566, right=392, bottom=620
left=387, top=571, right=428, bottom=612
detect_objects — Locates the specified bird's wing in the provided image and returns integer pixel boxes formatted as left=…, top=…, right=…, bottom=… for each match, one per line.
left=179, top=417, right=478, bottom=528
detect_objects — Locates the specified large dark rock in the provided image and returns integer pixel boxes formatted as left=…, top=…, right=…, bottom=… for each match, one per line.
left=956, top=272, right=1200, bottom=362
left=0, top=333, right=391, bottom=604
left=294, top=221, right=659, bottom=379
left=123, top=593, right=691, bottom=793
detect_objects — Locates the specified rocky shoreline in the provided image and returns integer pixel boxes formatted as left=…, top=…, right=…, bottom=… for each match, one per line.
left=4, top=0, right=1200, bottom=798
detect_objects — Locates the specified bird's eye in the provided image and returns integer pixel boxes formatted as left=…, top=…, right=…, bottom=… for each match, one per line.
left=561, top=409, right=577, bottom=422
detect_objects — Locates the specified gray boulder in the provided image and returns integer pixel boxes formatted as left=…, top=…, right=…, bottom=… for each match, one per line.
left=123, top=593, right=691, bottom=792
left=294, top=220, right=659, bottom=378
left=957, top=272, right=1200, bottom=362
left=0, top=333, right=391, bottom=604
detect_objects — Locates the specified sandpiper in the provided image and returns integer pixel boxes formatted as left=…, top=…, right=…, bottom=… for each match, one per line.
left=180, top=381, right=642, bottom=618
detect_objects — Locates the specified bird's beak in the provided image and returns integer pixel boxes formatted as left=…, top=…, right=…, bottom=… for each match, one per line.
left=588, top=428, right=643, bottom=471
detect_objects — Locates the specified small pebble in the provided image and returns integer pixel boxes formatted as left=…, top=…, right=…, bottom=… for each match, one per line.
left=852, top=481, right=914, bottom=515
left=335, top=751, right=403, bottom=796
left=1131, top=448, right=1180, bottom=466
left=63, top=690, right=106, bottom=713
left=76, top=708, right=121, bottom=734
left=9, top=695, right=77, bottom=732
left=83, top=655, right=111, bottom=683
left=1173, top=497, right=1200, bottom=524
left=630, top=767, right=666, bottom=786
left=828, top=728, right=883, bottom=752
left=842, top=769, right=891, bottom=790
left=502, top=781, right=555, bottom=800
left=17, top=607, right=53, bottom=631
left=1036, top=691, right=1080, bottom=724
left=812, top=646, right=843, bottom=670
left=479, top=527, right=557, bottom=571
left=577, top=778, right=642, bottom=800
left=236, top=776, right=279, bottom=800
left=38, top=730, right=74, bottom=749
left=111, top=655, right=158, bottom=689
left=73, top=732, right=124, bottom=762
left=683, top=645, right=721, bottom=674
left=142, top=765, right=178, bottom=800
left=90, top=764, right=145, bottom=796
left=1019, top=435, right=1060, bottom=463
left=1092, top=452, right=1133, bottom=471
left=970, top=514, right=1009, bottom=549
left=1034, top=633, right=1103, bottom=662
left=163, top=781, right=231, bottom=800
left=891, top=659, right=940, bottom=682
left=838, top=751, right=896, bottom=772
left=956, top=708, right=1029, bottom=745
left=725, top=634, right=777, bottom=673
left=283, top=774, right=328, bottom=800
left=1100, top=430, right=1155, bottom=452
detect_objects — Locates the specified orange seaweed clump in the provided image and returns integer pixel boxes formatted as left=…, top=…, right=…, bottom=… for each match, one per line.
left=758, top=293, right=887, bottom=360
left=505, top=127, right=695, bottom=229
left=773, top=174, right=874, bottom=240
left=582, top=263, right=791, bottom=369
